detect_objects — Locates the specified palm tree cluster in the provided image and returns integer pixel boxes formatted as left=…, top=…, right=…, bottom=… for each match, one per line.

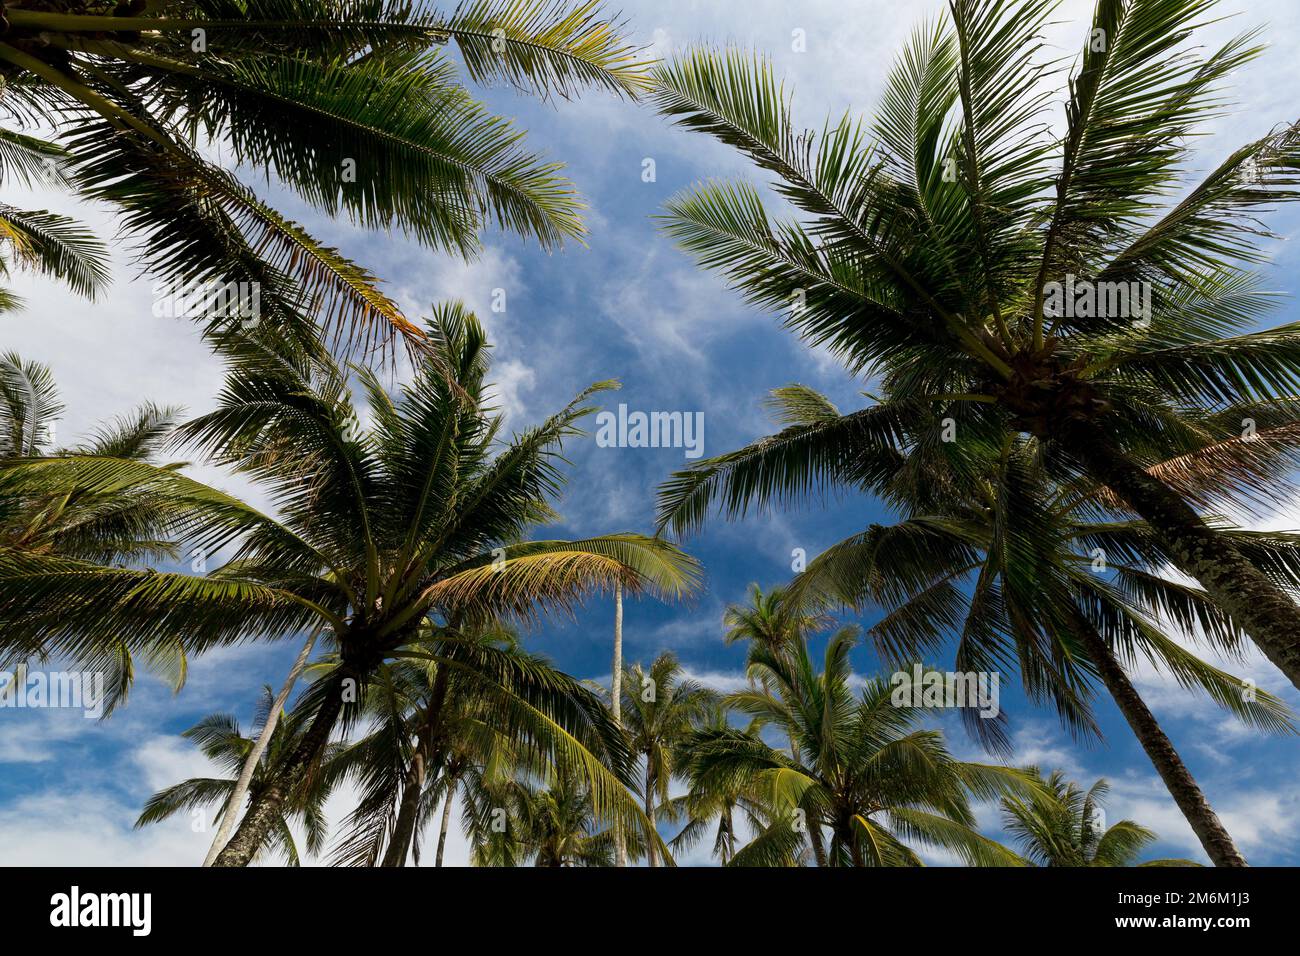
left=2, top=0, right=1299, bottom=869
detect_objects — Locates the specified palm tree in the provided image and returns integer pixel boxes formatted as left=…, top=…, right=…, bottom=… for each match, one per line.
left=0, top=185, right=109, bottom=308
left=617, top=651, right=718, bottom=866
left=692, top=626, right=1034, bottom=866
left=744, top=387, right=1296, bottom=866
left=0, top=0, right=646, bottom=351
left=0, top=353, right=192, bottom=712
left=650, top=0, right=1300, bottom=689
left=136, top=686, right=348, bottom=865
left=1, top=352, right=182, bottom=559
left=0, top=302, right=700, bottom=866
left=1002, top=770, right=1198, bottom=867
left=475, top=764, right=629, bottom=867
left=723, top=582, right=829, bottom=656
left=610, top=579, right=626, bottom=866
left=324, top=622, right=664, bottom=867
left=664, top=702, right=773, bottom=866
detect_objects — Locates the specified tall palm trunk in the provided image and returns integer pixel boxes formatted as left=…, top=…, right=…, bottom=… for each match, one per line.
left=644, top=762, right=658, bottom=868
left=382, top=669, right=450, bottom=867
left=202, top=626, right=321, bottom=867
left=1063, top=420, right=1300, bottom=690
left=611, top=582, right=627, bottom=867
left=381, top=751, right=427, bottom=867
left=435, top=781, right=456, bottom=867
left=212, top=666, right=349, bottom=867
left=807, top=812, right=828, bottom=867
left=1075, top=622, right=1247, bottom=867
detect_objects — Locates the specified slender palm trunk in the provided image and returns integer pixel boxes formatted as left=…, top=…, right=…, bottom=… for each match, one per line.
left=1075, top=623, right=1247, bottom=867
left=202, top=626, right=321, bottom=867
left=382, top=670, right=450, bottom=867
left=381, top=751, right=426, bottom=867
left=435, top=781, right=455, bottom=867
left=212, top=667, right=348, bottom=867
left=807, top=814, right=828, bottom=868
left=719, top=806, right=733, bottom=866
left=612, top=582, right=627, bottom=867
left=1063, top=420, right=1300, bottom=690
left=644, top=762, right=658, bottom=868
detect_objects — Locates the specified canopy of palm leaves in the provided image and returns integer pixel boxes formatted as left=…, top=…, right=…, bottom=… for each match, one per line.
left=616, top=650, right=719, bottom=865
left=764, top=392, right=1299, bottom=752
left=0, top=303, right=699, bottom=863
left=0, top=352, right=193, bottom=712
left=687, top=622, right=1035, bottom=867
left=0, top=0, right=647, bottom=352
left=1002, top=769, right=1197, bottom=867
left=136, top=685, right=348, bottom=865
left=324, top=621, right=667, bottom=866
left=468, top=762, right=635, bottom=866
left=649, top=0, right=1300, bottom=689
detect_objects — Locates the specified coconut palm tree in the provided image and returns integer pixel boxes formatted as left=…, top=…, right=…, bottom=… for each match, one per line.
left=1, top=352, right=182, bottom=558
left=0, top=0, right=646, bottom=350
left=650, top=0, right=1300, bottom=689
left=472, top=764, right=626, bottom=867
left=1001, top=770, right=1198, bottom=867
left=0, top=302, right=700, bottom=866
left=617, top=650, right=718, bottom=866
left=664, top=702, right=778, bottom=866
left=323, top=621, right=665, bottom=867
left=0, top=353, right=193, bottom=712
left=714, top=385, right=1296, bottom=866
left=692, top=625, right=1036, bottom=867
left=0, top=176, right=109, bottom=309
left=136, top=686, right=348, bottom=865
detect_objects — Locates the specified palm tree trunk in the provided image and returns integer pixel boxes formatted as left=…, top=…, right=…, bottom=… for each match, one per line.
left=644, top=763, right=658, bottom=868
left=211, top=666, right=348, bottom=867
left=807, top=814, right=828, bottom=868
left=382, top=670, right=450, bottom=867
left=612, top=581, right=627, bottom=868
left=380, top=751, right=426, bottom=867
left=1062, top=420, right=1300, bottom=690
left=1075, top=623, right=1247, bottom=867
left=435, top=780, right=456, bottom=867
left=202, top=625, right=321, bottom=867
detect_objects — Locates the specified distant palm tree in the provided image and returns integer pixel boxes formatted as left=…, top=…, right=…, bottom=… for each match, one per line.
left=470, top=764, right=631, bottom=867
left=772, top=386, right=1296, bottom=865
left=1, top=351, right=182, bottom=560
left=136, top=686, right=347, bottom=865
left=0, top=0, right=647, bottom=350
left=651, top=0, right=1300, bottom=690
left=723, top=582, right=829, bottom=656
left=691, top=627, right=1034, bottom=866
left=1002, top=769, right=1199, bottom=867
left=0, top=352, right=188, bottom=713
left=0, top=303, right=700, bottom=865
left=665, top=703, right=772, bottom=866
left=618, top=651, right=718, bottom=866
left=0, top=182, right=109, bottom=307
left=324, top=623, right=664, bottom=867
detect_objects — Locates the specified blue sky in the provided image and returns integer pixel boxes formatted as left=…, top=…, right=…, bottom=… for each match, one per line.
left=3, top=0, right=1300, bottom=866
